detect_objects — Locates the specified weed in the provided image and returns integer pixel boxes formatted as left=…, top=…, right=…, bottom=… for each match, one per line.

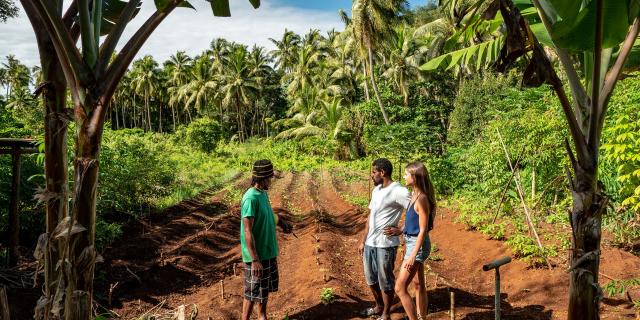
left=603, top=278, right=640, bottom=298
left=320, top=288, right=336, bottom=305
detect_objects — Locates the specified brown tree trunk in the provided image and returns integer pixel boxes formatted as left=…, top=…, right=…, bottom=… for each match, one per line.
left=568, top=164, right=604, bottom=320
left=62, top=103, right=103, bottom=320
left=26, top=15, right=71, bottom=318
left=361, top=63, right=370, bottom=101
left=367, top=44, right=390, bottom=125
left=159, top=103, right=163, bottom=133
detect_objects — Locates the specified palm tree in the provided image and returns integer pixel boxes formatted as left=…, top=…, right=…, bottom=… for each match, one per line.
left=284, top=44, right=320, bottom=98
left=351, top=0, right=407, bottom=125
left=131, top=55, right=159, bottom=131
left=165, top=51, right=193, bottom=130
left=209, top=38, right=231, bottom=74
left=2, top=55, right=30, bottom=98
left=130, top=56, right=161, bottom=132
left=269, top=29, right=301, bottom=74
left=219, top=46, right=261, bottom=141
left=383, top=26, right=424, bottom=106
left=180, top=55, right=216, bottom=121
left=0, top=67, right=8, bottom=99
left=6, top=87, right=34, bottom=112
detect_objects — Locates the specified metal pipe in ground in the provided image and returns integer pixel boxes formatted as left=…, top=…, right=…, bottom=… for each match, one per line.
left=482, top=256, right=512, bottom=320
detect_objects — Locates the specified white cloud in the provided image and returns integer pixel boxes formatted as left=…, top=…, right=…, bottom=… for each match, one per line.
left=0, top=1, right=343, bottom=67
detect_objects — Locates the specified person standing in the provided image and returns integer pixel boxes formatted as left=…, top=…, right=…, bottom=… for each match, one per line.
left=390, top=162, right=436, bottom=320
left=241, top=159, right=292, bottom=320
left=359, top=158, right=411, bottom=320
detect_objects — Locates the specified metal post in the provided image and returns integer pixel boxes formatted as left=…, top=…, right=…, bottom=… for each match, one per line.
left=482, top=256, right=512, bottom=320
left=495, top=268, right=501, bottom=320
left=8, top=147, right=21, bottom=266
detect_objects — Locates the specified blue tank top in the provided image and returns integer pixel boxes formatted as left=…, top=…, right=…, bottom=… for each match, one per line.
left=403, top=201, right=420, bottom=236
left=403, top=198, right=435, bottom=235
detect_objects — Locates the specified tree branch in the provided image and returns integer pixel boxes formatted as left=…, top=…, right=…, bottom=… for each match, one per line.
left=587, top=0, right=604, bottom=150
left=539, top=44, right=591, bottom=167
left=35, top=0, right=90, bottom=86
left=62, top=0, right=78, bottom=30
left=23, top=0, right=79, bottom=102
left=557, top=49, right=588, bottom=130
left=96, top=0, right=141, bottom=76
left=598, top=18, right=640, bottom=131
left=531, top=0, right=588, bottom=133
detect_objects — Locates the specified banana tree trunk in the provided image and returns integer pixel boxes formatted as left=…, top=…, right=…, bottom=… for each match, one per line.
left=367, top=44, right=390, bottom=125
left=567, top=162, right=604, bottom=320
left=62, top=99, right=103, bottom=320
left=23, top=12, right=71, bottom=317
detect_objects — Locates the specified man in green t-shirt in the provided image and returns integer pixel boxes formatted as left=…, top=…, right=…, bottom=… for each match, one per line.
left=241, top=159, right=292, bottom=320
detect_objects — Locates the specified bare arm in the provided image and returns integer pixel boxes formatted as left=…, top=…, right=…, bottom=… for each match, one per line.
left=243, top=217, right=260, bottom=262
left=243, top=216, right=263, bottom=276
left=359, top=210, right=371, bottom=255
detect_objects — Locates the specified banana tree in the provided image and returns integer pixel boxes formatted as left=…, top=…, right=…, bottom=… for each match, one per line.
left=19, top=0, right=260, bottom=319
left=488, top=0, right=640, bottom=319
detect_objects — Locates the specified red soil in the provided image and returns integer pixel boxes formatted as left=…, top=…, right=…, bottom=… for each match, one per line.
left=9, top=170, right=640, bottom=320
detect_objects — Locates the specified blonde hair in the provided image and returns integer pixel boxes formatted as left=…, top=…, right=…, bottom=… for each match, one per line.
left=406, top=162, right=436, bottom=220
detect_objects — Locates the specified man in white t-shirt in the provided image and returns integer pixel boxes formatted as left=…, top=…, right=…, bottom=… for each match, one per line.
left=358, top=158, right=410, bottom=320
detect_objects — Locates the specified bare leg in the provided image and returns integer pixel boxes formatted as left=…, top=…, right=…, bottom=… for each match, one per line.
left=257, top=301, right=268, bottom=320
left=242, top=299, right=254, bottom=320
left=381, top=289, right=395, bottom=319
left=395, top=261, right=420, bottom=320
left=368, top=284, right=384, bottom=314
left=412, top=263, right=428, bottom=318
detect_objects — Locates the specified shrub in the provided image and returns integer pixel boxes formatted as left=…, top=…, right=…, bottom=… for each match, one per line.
left=320, top=288, right=335, bottom=305
left=179, top=117, right=224, bottom=153
left=449, top=72, right=519, bottom=146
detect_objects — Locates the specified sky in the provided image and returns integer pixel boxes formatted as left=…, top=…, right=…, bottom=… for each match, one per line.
left=0, top=0, right=433, bottom=67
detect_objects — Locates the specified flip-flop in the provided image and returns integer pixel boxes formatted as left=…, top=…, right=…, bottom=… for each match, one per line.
left=359, top=307, right=380, bottom=317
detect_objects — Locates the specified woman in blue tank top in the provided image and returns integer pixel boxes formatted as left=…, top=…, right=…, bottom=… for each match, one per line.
left=394, top=162, right=436, bottom=320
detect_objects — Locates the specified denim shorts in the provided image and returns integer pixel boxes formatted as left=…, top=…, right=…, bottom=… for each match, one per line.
left=403, top=234, right=431, bottom=262
left=363, top=245, right=397, bottom=291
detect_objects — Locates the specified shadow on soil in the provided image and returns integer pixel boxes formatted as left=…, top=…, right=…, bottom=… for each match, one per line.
left=287, top=287, right=552, bottom=320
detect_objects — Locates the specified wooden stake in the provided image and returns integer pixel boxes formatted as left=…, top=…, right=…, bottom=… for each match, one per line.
left=220, top=280, right=225, bottom=300
left=492, top=145, right=526, bottom=224
left=496, top=129, right=552, bottom=269
left=450, top=291, right=455, bottom=320
left=176, top=305, right=186, bottom=320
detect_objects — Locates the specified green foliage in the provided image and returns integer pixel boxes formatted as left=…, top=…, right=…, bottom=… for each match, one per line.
left=99, top=129, right=176, bottom=213
left=449, top=72, right=518, bottom=146
left=603, top=278, right=640, bottom=298
left=95, top=220, right=123, bottom=251
left=178, top=117, right=223, bottom=153
left=505, top=234, right=558, bottom=266
left=602, top=80, right=640, bottom=213
left=319, top=287, right=335, bottom=305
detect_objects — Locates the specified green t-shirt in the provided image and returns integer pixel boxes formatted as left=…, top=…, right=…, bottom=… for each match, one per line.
left=240, top=187, right=279, bottom=263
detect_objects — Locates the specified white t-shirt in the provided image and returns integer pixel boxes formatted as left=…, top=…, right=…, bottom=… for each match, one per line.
left=365, top=181, right=411, bottom=248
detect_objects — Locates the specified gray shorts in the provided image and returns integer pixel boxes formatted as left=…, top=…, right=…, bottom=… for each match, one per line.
left=403, top=234, right=430, bottom=262
left=363, top=245, right=397, bottom=291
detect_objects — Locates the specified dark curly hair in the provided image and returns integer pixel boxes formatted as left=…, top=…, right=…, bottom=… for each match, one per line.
left=372, top=158, right=393, bottom=178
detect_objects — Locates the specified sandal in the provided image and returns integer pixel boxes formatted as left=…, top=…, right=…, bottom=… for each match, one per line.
left=360, top=307, right=380, bottom=317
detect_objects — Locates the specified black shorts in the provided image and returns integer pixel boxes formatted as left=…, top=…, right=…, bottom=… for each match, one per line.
left=243, top=258, right=279, bottom=303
